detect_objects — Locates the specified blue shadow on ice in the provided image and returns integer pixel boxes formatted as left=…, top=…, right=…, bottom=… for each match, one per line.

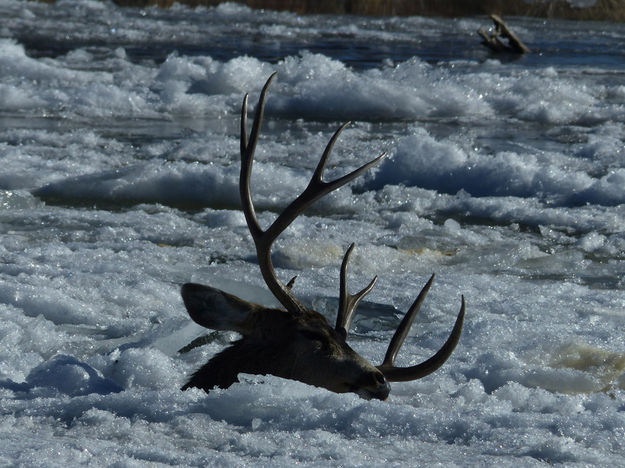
left=0, top=354, right=123, bottom=397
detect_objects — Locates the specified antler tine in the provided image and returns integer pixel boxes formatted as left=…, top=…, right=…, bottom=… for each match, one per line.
left=377, top=276, right=465, bottom=382
left=335, top=243, right=378, bottom=339
left=267, top=129, right=385, bottom=243
left=240, top=72, right=306, bottom=314
left=240, top=72, right=277, bottom=240
left=382, top=274, right=435, bottom=367
left=239, top=72, right=385, bottom=315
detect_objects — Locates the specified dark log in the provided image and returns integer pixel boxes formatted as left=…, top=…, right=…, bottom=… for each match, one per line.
left=478, top=14, right=531, bottom=54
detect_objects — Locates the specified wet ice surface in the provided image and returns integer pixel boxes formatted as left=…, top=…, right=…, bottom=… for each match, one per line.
left=1, top=0, right=625, bottom=465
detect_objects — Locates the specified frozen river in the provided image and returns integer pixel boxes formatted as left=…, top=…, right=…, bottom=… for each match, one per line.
left=1, top=0, right=625, bottom=465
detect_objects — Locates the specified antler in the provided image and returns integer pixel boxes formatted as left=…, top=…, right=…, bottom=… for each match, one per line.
left=240, top=73, right=385, bottom=315
left=240, top=73, right=464, bottom=380
left=338, top=248, right=465, bottom=382
left=182, top=74, right=465, bottom=398
left=378, top=277, right=465, bottom=381
left=335, top=243, right=377, bottom=339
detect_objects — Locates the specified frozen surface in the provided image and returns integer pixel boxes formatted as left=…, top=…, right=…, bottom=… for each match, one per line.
left=1, top=1, right=625, bottom=466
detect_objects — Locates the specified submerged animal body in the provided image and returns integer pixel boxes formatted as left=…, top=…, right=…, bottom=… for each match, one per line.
left=181, top=74, right=465, bottom=400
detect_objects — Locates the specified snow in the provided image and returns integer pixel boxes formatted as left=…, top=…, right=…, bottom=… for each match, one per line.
left=1, top=0, right=625, bottom=465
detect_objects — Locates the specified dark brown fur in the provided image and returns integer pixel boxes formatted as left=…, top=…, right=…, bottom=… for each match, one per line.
left=180, top=283, right=390, bottom=399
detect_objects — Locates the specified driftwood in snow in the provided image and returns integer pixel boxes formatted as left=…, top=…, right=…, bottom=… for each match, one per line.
left=478, top=14, right=530, bottom=54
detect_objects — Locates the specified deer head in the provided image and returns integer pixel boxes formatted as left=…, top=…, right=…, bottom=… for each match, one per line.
left=181, top=73, right=465, bottom=400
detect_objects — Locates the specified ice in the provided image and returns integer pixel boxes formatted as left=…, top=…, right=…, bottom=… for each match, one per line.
left=1, top=0, right=625, bottom=465
left=370, top=128, right=612, bottom=204
left=17, top=354, right=123, bottom=396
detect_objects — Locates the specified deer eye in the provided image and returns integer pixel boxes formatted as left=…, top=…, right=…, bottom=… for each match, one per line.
left=299, top=329, right=327, bottom=342
left=356, top=372, right=386, bottom=388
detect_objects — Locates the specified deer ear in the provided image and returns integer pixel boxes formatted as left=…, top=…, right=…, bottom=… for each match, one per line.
left=181, top=283, right=258, bottom=335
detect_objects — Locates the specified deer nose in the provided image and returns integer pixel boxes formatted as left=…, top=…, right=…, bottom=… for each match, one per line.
left=372, top=374, right=391, bottom=400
